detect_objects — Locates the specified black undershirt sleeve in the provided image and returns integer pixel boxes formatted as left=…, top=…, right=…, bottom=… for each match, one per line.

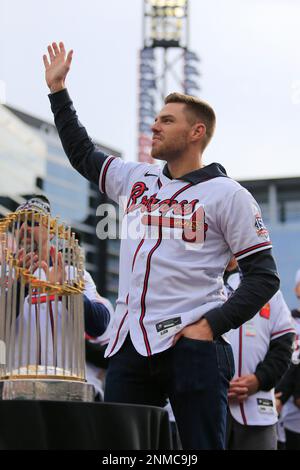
left=48, top=89, right=109, bottom=186
left=204, top=249, right=280, bottom=338
left=276, top=362, right=300, bottom=404
left=293, top=363, right=300, bottom=400
left=83, top=295, right=111, bottom=338
left=254, top=333, right=295, bottom=391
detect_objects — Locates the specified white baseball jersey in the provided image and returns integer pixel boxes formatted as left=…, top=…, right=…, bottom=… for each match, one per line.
left=225, top=272, right=295, bottom=426
left=281, top=317, right=300, bottom=434
left=295, top=270, right=300, bottom=286
left=99, top=156, right=273, bottom=358
left=11, top=268, right=110, bottom=372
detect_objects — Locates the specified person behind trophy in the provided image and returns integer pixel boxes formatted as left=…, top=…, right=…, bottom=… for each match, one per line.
left=0, top=195, right=113, bottom=392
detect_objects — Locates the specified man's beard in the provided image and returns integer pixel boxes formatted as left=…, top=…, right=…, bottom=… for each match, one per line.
left=151, top=138, right=188, bottom=161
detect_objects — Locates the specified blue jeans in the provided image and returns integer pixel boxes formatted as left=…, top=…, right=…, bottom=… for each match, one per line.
left=104, top=335, right=235, bottom=450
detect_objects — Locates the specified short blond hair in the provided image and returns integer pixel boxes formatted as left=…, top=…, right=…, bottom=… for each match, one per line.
left=164, top=92, right=216, bottom=150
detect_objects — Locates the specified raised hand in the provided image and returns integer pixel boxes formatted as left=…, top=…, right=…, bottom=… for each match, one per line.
left=39, top=246, right=66, bottom=285
left=43, top=42, right=73, bottom=93
left=17, top=248, right=39, bottom=272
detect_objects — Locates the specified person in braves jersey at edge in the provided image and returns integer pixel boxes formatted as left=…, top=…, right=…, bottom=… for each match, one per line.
left=275, top=353, right=300, bottom=450
left=43, top=42, right=280, bottom=450
left=224, top=257, right=294, bottom=450
left=275, top=281, right=300, bottom=451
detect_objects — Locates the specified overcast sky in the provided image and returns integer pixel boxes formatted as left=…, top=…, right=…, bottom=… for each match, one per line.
left=1, top=0, right=300, bottom=180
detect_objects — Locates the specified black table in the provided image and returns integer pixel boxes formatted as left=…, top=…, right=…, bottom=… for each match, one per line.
left=0, top=401, right=172, bottom=450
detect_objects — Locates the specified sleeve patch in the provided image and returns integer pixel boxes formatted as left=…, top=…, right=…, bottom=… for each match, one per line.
left=259, top=303, right=270, bottom=319
left=255, top=213, right=269, bottom=238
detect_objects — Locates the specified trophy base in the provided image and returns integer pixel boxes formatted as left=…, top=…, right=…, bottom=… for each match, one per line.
left=0, top=379, right=95, bottom=402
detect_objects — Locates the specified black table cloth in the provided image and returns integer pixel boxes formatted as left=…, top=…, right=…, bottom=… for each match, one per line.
left=0, top=401, right=172, bottom=450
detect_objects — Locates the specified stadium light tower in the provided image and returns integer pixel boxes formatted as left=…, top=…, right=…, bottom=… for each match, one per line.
left=138, top=0, right=201, bottom=163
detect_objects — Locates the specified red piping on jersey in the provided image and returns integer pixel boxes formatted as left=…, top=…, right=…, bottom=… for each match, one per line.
left=34, top=304, right=42, bottom=365
left=271, top=328, right=295, bottom=338
left=48, top=302, right=56, bottom=364
left=170, top=184, right=194, bottom=202
left=100, top=157, right=115, bottom=194
left=31, top=295, right=62, bottom=305
left=139, top=226, right=163, bottom=356
left=132, top=236, right=145, bottom=271
left=107, top=294, right=129, bottom=357
left=107, top=311, right=128, bottom=357
left=235, top=242, right=272, bottom=259
left=238, top=325, right=248, bottom=425
left=139, top=183, right=193, bottom=357
left=238, top=326, right=243, bottom=376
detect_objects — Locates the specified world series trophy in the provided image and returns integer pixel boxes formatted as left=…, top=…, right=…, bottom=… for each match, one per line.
left=0, top=202, right=94, bottom=401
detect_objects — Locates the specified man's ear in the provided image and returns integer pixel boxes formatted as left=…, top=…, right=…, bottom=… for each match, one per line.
left=190, top=122, right=206, bottom=143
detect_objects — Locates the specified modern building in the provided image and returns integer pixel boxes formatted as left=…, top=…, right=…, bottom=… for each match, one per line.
left=240, top=177, right=300, bottom=308
left=0, top=103, right=121, bottom=304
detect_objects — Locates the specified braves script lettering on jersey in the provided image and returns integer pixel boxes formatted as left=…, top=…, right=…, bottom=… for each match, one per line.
left=98, top=156, right=272, bottom=358
left=225, top=272, right=295, bottom=426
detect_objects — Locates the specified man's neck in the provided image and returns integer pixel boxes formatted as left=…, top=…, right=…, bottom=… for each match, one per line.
left=167, top=156, right=204, bottom=179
